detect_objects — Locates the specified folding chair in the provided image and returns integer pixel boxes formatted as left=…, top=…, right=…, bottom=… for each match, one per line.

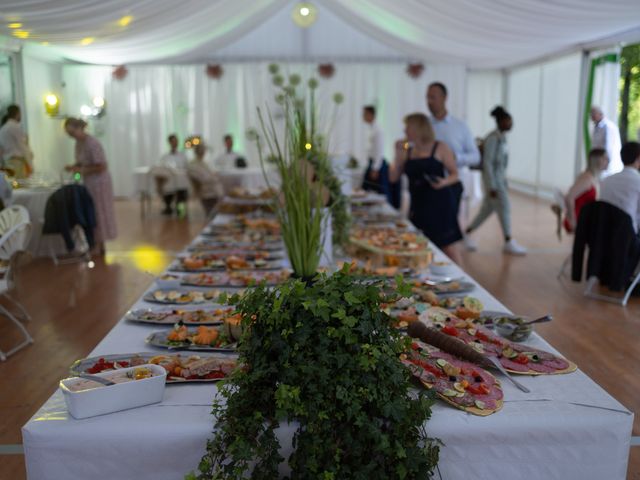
left=572, top=201, right=640, bottom=307
left=0, top=220, right=33, bottom=360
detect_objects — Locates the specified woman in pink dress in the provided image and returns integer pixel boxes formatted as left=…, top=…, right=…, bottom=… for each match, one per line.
left=64, top=118, right=117, bottom=254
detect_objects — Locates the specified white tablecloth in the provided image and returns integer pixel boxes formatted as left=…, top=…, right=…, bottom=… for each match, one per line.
left=218, top=167, right=280, bottom=194
left=22, top=214, right=633, bottom=480
left=12, top=187, right=69, bottom=256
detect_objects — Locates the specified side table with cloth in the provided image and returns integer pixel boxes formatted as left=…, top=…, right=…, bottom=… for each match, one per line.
left=12, top=187, right=69, bottom=256
left=22, top=210, right=633, bottom=480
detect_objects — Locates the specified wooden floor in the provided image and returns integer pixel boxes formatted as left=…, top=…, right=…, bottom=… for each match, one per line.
left=0, top=193, right=638, bottom=479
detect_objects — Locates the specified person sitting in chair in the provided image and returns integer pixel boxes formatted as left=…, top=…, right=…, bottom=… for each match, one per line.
left=155, top=134, right=189, bottom=216
left=599, top=142, right=640, bottom=235
left=188, top=143, right=224, bottom=216
left=552, top=148, right=609, bottom=235
left=214, top=134, right=245, bottom=169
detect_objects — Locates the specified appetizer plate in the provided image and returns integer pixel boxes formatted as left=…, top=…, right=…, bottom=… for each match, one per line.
left=143, top=289, right=224, bottom=305
left=70, top=352, right=237, bottom=383
left=125, top=307, right=237, bottom=326
left=146, top=329, right=237, bottom=352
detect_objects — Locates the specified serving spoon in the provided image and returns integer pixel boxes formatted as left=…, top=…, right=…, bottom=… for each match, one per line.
left=77, top=373, right=116, bottom=386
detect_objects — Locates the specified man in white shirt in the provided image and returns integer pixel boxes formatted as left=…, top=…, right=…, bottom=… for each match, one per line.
left=600, top=141, right=640, bottom=234
left=156, top=134, right=189, bottom=215
left=591, top=106, right=623, bottom=177
left=214, top=134, right=245, bottom=170
left=361, top=105, right=392, bottom=202
left=427, top=83, right=480, bottom=238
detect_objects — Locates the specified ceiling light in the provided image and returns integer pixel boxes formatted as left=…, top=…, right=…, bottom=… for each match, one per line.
left=292, top=2, right=317, bottom=28
left=117, top=15, right=133, bottom=27
left=80, top=37, right=95, bottom=45
left=45, top=94, right=58, bottom=106
left=8, top=23, right=22, bottom=29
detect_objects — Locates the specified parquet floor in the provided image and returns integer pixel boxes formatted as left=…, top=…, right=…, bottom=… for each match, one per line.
left=0, top=193, right=637, bottom=479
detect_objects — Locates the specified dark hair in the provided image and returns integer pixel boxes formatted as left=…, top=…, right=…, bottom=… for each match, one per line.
left=490, top=106, right=511, bottom=123
left=167, top=134, right=177, bottom=142
left=363, top=105, right=376, bottom=117
left=428, top=82, right=447, bottom=97
left=64, top=117, right=87, bottom=130
left=223, top=134, right=233, bottom=141
left=1, top=104, right=20, bottom=126
left=621, top=142, right=640, bottom=166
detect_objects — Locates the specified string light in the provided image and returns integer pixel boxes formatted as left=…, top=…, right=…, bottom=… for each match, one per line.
left=7, top=23, right=22, bottom=29
left=13, top=30, right=29, bottom=39
left=92, top=97, right=105, bottom=108
left=80, top=105, right=92, bottom=116
left=80, top=37, right=94, bottom=45
left=305, top=143, right=312, bottom=150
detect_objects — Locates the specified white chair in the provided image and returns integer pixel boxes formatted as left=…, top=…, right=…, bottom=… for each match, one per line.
left=0, top=205, right=30, bottom=238
left=0, top=219, right=33, bottom=360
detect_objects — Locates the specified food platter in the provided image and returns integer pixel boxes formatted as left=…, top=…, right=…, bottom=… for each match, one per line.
left=143, top=289, right=224, bottom=305
left=125, top=307, right=238, bottom=326
left=169, top=256, right=282, bottom=272
left=146, top=326, right=237, bottom=352
left=70, top=352, right=237, bottom=383
left=181, top=270, right=291, bottom=287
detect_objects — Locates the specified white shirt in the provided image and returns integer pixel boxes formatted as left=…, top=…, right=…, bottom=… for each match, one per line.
left=214, top=151, right=241, bottom=170
left=159, top=151, right=188, bottom=170
left=430, top=114, right=480, bottom=168
left=0, top=172, right=12, bottom=206
left=599, top=166, right=640, bottom=232
left=0, top=119, right=32, bottom=163
left=592, top=117, right=623, bottom=177
left=365, top=122, right=385, bottom=171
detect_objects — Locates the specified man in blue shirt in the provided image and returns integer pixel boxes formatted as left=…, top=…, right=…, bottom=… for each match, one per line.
left=427, top=82, right=481, bottom=250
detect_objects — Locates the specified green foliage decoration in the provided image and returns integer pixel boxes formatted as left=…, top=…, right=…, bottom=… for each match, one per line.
left=188, top=268, right=441, bottom=479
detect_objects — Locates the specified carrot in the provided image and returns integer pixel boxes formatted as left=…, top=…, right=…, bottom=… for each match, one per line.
left=407, top=322, right=494, bottom=369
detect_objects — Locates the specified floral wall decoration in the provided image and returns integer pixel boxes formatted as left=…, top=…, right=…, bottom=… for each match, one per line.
left=407, top=63, right=425, bottom=79
left=206, top=64, right=224, bottom=80
left=318, top=63, right=335, bottom=79
left=112, top=65, right=128, bottom=81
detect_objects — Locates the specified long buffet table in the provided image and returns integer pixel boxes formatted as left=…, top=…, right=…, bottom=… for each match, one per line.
left=22, top=208, right=633, bottom=480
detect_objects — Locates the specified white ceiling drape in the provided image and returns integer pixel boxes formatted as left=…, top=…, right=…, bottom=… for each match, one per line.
left=1, top=0, right=639, bottom=68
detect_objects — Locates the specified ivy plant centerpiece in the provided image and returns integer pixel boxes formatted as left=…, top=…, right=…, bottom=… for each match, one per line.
left=189, top=269, right=440, bottom=479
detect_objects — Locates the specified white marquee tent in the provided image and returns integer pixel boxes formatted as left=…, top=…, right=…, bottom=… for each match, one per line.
left=1, top=0, right=639, bottom=196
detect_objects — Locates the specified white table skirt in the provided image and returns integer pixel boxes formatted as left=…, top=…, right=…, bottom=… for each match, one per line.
left=22, top=214, right=633, bottom=480
left=218, top=167, right=280, bottom=195
left=12, top=187, right=69, bottom=256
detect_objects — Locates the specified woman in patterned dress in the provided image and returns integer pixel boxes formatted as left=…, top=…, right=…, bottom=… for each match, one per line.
left=64, top=117, right=117, bottom=255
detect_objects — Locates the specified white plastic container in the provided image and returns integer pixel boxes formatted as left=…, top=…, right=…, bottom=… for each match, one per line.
left=59, top=364, right=167, bottom=419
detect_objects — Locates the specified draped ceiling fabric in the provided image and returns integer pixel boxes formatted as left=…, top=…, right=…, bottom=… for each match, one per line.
left=0, top=0, right=639, bottom=68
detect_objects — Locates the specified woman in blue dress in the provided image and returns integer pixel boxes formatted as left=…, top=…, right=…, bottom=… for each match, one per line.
left=389, top=113, right=462, bottom=264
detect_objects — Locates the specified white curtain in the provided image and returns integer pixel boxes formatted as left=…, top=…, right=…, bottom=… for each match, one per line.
left=506, top=52, right=582, bottom=194
left=589, top=49, right=622, bottom=124
left=58, top=62, right=466, bottom=196
left=466, top=71, right=504, bottom=139
left=5, top=0, right=640, bottom=68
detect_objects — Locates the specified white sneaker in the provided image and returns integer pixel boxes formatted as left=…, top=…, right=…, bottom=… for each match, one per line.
left=503, top=239, right=527, bottom=256
left=463, top=236, right=478, bottom=252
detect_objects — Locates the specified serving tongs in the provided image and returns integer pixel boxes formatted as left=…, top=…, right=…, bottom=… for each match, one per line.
left=496, top=314, right=553, bottom=333
left=407, top=322, right=530, bottom=393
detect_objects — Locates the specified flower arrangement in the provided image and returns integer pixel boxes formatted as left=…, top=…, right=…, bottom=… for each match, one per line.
left=112, top=65, right=128, bottom=80
left=406, top=63, right=425, bottom=79
left=206, top=64, right=224, bottom=79
left=253, top=65, right=350, bottom=272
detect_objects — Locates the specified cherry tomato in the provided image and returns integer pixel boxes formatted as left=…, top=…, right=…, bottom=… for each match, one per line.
left=442, top=325, right=459, bottom=337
